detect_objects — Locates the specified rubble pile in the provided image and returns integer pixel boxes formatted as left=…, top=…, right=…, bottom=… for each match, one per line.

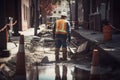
left=1, top=26, right=120, bottom=80
left=0, top=27, right=54, bottom=80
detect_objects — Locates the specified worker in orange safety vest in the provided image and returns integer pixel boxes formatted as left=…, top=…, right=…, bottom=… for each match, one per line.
left=53, top=12, right=71, bottom=61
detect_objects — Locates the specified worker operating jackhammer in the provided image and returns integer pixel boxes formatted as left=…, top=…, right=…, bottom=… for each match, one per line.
left=52, top=12, right=71, bottom=61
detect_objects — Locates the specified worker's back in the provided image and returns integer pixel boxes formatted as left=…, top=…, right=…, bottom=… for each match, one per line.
left=55, top=19, right=68, bottom=39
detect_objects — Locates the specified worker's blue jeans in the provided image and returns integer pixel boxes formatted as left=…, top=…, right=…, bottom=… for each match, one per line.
left=55, top=38, right=67, bottom=48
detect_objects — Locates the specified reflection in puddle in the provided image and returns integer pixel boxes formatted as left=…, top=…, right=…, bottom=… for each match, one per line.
left=37, top=64, right=90, bottom=80
left=73, top=66, right=90, bottom=80
left=27, top=63, right=120, bottom=80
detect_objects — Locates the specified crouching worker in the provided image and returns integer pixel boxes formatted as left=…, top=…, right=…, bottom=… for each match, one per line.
left=53, top=12, right=71, bottom=61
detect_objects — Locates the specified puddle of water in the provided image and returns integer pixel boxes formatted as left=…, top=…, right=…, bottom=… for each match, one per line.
left=27, top=63, right=120, bottom=80
left=36, top=63, right=90, bottom=80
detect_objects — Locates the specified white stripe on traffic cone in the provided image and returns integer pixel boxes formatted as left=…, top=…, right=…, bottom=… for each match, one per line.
left=89, top=49, right=101, bottom=80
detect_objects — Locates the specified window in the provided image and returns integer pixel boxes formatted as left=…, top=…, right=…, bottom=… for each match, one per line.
left=92, top=0, right=97, bottom=13
left=63, top=9, right=65, bottom=12
left=23, top=4, right=26, bottom=20
left=23, top=4, right=28, bottom=21
left=58, top=11, right=61, bottom=14
left=54, top=11, right=56, bottom=14
left=58, top=1, right=61, bottom=5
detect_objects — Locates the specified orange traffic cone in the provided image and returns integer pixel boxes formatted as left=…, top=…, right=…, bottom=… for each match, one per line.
left=103, top=24, right=112, bottom=41
left=15, top=35, right=26, bottom=80
left=89, top=49, right=101, bottom=80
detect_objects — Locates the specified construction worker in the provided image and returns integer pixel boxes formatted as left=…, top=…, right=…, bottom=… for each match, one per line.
left=53, top=12, right=71, bottom=61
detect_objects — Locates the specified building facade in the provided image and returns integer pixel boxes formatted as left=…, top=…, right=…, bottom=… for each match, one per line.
left=21, top=0, right=31, bottom=30
left=48, top=0, right=70, bottom=22
left=77, top=0, right=120, bottom=33
left=0, top=0, right=31, bottom=52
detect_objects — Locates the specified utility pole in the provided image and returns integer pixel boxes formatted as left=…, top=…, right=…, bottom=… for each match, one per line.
left=74, top=0, right=78, bottom=29
left=34, top=0, right=39, bottom=36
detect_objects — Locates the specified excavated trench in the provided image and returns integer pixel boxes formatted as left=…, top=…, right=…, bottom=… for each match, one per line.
left=70, top=30, right=120, bottom=80
left=71, top=30, right=120, bottom=68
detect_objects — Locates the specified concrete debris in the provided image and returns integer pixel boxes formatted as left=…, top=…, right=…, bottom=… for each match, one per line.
left=8, top=52, right=44, bottom=65
left=0, top=63, right=15, bottom=80
left=2, top=24, right=120, bottom=80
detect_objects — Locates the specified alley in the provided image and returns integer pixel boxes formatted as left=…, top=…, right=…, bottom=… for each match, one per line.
left=0, top=0, right=120, bottom=80
left=0, top=24, right=120, bottom=80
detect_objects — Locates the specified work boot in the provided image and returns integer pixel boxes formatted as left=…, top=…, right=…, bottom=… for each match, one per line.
left=55, top=48, right=60, bottom=61
left=62, top=48, right=67, bottom=61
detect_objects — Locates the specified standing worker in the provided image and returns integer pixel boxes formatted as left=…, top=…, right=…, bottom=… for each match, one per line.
left=53, top=12, right=71, bottom=61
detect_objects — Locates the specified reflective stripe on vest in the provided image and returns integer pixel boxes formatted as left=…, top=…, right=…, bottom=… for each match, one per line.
left=55, top=19, right=67, bottom=34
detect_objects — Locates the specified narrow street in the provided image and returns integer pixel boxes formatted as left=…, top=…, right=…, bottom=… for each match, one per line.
left=0, top=0, right=120, bottom=80
left=0, top=24, right=119, bottom=80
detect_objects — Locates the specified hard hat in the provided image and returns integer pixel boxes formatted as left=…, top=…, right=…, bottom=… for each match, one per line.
left=61, top=12, right=67, bottom=17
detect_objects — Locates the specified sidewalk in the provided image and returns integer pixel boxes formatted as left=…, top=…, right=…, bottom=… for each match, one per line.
left=2, top=28, right=35, bottom=63
left=7, top=28, right=35, bottom=55
left=7, top=24, right=46, bottom=54
left=74, top=27, right=120, bottom=63
left=6, top=25, right=56, bottom=63
left=6, top=25, right=120, bottom=64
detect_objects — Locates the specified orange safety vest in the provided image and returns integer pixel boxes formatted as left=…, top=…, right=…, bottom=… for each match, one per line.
left=55, top=19, right=67, bottom=34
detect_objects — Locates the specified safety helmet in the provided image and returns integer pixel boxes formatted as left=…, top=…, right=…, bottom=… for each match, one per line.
left=61, top=12, right=67, bottom=17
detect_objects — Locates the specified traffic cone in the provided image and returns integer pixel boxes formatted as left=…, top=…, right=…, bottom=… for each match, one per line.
left=15, top=35, right=26, bottom=80
left=89, top=49, right=101, bottom=80
left=103, top=24, right=112, bottom=41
